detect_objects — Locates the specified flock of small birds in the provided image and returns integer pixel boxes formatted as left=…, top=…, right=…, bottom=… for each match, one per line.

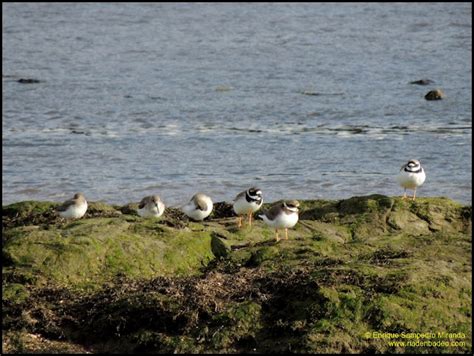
left=57, top=159, right=426, bottom=241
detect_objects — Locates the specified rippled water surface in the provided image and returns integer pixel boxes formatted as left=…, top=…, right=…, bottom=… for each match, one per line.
left=3, top=3, right=472, bottom=206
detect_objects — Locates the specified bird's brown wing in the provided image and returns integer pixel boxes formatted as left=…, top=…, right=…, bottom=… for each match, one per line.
left=57, top=198, right=75, bottom=212
left=263, top=202, right=283, bottom=220
left=196, top=199, right=208, bottom=211
left=233, top=190, right=246, bottom=202
left=138, top=196, right=150, bottom=209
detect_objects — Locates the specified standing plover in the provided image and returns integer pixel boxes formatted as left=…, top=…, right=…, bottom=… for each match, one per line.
left=57, top=193, right=88, bottom=219
left=137, top=195, right=165, bottom=218
left=233, top=187, right=263, bottom=228
left=181, top=193, right=213, bottom=221
left=259, top=200, right=300, bottom=241
left=396, top=159, right=426, bottom=200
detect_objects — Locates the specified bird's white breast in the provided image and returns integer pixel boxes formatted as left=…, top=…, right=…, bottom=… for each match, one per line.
left=233, top=197, right=262, bottom=215
left=397, top=169, right=426, bottom=189
left=59, top=202, right=88, bottom=219
left=138, top=201, right=165, bottom=218
left=261, top=211, right=298, bottom=229
left=182, top=197, right=213, bottom=221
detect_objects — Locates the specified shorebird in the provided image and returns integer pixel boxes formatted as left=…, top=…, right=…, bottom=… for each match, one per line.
left=396, top=159, right=426, bottom=200
left=181, top=193, right=213, bottom=221
left=57, top=193, right=88, bottom=219
left=232, top=187, right=263, bottom=228
left=259, top=200, right=300, bottom=241
left=137, top=195, right=165, bottom=218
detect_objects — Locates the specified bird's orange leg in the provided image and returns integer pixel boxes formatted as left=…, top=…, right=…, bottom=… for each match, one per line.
left=402, top=189, right=407, bottom=199
left=285, top=228, right=289, bottom=240
left=237, top=216, right=242, bottom=228
left=275, top=229, right=280, bottom=242
left=412, top=188, right=417, bottom=201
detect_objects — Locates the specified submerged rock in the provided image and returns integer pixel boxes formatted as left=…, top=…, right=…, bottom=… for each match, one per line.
left=17, top=78, right=41, bottom=84
left=2, top=196, right=471, bottom=353
left=409, top=79, right=434, bottom=85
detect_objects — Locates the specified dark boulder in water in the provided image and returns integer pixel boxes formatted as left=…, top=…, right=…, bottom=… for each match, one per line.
left=424, top=89, right=444, bottom=100
left=410, top=79, right=434, bottom=85
left=17, top=78, right=41, bottom=84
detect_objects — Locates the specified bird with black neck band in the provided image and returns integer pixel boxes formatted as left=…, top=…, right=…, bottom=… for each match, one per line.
left=259, top=200, right=300, bottom=241
left=396, top=159, right=426, bottom=200
left=232, top=187, right=263, bottom=228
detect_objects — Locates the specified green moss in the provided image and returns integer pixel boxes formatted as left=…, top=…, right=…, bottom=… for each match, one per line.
left=210, top=233, right=231, bottom=258
left=299, top=199, right=340, bottom=222
left=2, top=200, right=57, bottom=217
left=2, top=283, right=30, bottom=304
left=86, top=201, right=122, bottom=215
left=3, top=214, right=215, bottom=289
left=2, top=196, right=471, bottom=354
left=246, top=246, right=281, bottom=267
left=208, top=301, right=262, bottom=351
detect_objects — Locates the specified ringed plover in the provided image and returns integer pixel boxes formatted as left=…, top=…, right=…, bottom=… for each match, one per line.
left=233, top=187, right=263, bottom=228
left=396, top=159, right=426, bottom=200
left=259, top=200, right=300, bottom=241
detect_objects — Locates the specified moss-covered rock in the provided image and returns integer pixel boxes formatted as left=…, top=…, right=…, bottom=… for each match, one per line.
left=3, top=216, right=214, bottom=289
left=2, top=195, right=472, bottom=353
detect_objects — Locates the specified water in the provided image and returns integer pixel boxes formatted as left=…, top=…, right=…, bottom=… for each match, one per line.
left=3, top=3, right=472, bottom=206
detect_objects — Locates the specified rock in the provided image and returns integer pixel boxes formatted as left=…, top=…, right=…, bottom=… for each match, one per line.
left=215, top=85, right=232, bottom=92
left=424, top=89, right=444, bottom=100
left=301, top=90, right=321, bottom=96
left=86, top=201, right=122, bottom=218
left=300, top=91, right=344, bottom=96
left=117, top=202, right=139, bottom=215
left=211, top=233, right=231, bottom=258
left=211, top=201, right=235, bottom=219
left=17, top=78, right=41, bottom=84
left=2, top=196, right=471, bottom=353
left=409, top=79, right=434, bottom=85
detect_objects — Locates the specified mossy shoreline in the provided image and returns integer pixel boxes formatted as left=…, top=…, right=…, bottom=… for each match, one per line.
left=2, top=195, right=472, bottom=353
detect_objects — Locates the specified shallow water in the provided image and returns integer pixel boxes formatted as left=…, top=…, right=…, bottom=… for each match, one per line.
left=2, top=3, right=472, bottom=206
